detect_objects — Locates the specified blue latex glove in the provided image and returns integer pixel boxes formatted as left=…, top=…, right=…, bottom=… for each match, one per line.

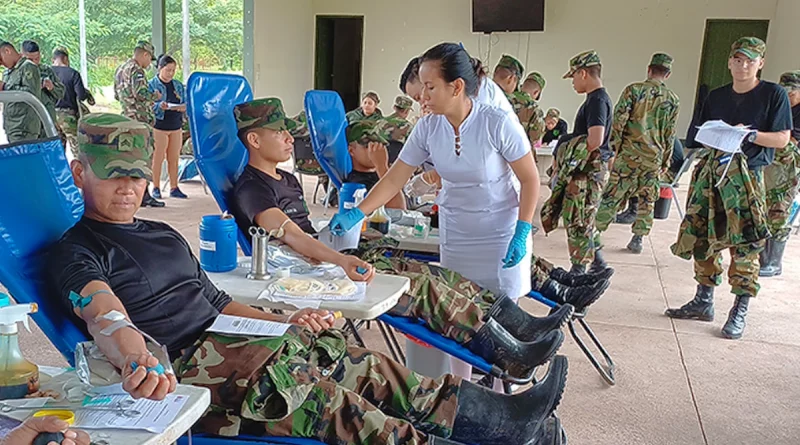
left=502, top=220, right=532, bottom=269
left=131, top=361, right=166, bottom=375
left=329, top=208, right=365, bottom=236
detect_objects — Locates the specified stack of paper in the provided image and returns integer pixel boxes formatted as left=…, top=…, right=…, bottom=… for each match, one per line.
left=695, top=120, right=753, bottom=153
left=73, top=394, right=189, bottom=433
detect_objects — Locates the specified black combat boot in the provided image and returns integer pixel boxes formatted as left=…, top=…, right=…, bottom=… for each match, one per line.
left=466, top=319, right=564, bottom=379
left=758, top=240, right=771, bottom=275
left=533, top=416, right=565, bottom=445
left=569, top=263, right=586, bottom=275
left=721, top=295, right=750, bottom=340
left=141, top=186, right=165, bottom=208
left=614, top=197, right=638, bottom=224
left=450, top=356, right=568, bottom=445
left=550, top=266, right=615, bottom=287
left=540, top=279, right=609, bottom=314
left=627, top=235, right=643, bottom=254
left=664, top=285, right=715, bottom=321
left=588, top=249, right=608, bottom=275
left=760, top=240, right=785, bottom=278
left=485, top=295, right=574, bottom=343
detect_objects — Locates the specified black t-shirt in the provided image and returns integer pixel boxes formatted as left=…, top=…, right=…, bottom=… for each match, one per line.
left=572, top=88, right=613, bottom=160
left=345, top=170, right=380, bottom=192
left=45, top=217, right=232, bottom=357
left=231, top=166, right=315, bottom=236
left=542, top=119, right=569, bottom=145
left=52, top=66, right=87, bottom=113
left=792, top=104, right=800, bottom=142
left=154, top=80, right=183, bottom=131
left=689, top=81, right=793, bottom=168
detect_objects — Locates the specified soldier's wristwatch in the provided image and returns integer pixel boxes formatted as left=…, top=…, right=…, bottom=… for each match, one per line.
left=747, top=131, right=758, bottom=143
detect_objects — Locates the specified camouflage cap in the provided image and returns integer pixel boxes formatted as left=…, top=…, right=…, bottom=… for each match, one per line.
left=546, top=108, right=561, bottom=120
left=730, top=37, right=766, bottom=60
left=234, top=97, right=298, bottom=135
left=77, top=113, right=153, bottom=180
left=394, top=95, right=413, bottom=110
left=135, top=40, right=156, bottom=60
left=563, top=50, right=601, bottom=78
left=779, top=71, right=800, bottom=91
left=347, top=119, right=389, bottom=145
left=525, top=72, right=546, bottom=90
left=496, top=55, right=524, bottom=80
left=649, top=53, right=673, bottom=70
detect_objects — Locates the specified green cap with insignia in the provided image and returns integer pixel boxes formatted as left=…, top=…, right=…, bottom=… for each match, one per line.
left=649, top=53, right=673, bottom=70
left=234, top=97, right=297, bottom=135
left=347, top=119, right=389, bottom=145
left=135, top=40, right=156, bottom=60
left=496, top=54, right=525, bottom=80
left=779, top=70, right=800, bottom=91
left=78, top=113, right=153, bottom=180
left=730, top=37, right=766, bottom=60
left=546, top=108, right=560, bottom=120
left=563, top=50, right=601, bottom=79
left=394, top=96, right=413, bottom=110
left=525, top=72, right=546, bottom=90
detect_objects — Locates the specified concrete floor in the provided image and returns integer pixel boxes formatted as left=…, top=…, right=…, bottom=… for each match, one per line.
left=17, top=174, right=800, bottom=445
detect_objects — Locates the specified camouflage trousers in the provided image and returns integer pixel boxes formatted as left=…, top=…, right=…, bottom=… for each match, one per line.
left=178, top=329, right=460, bottom=444
left=694, top=242, right=764, bottom=297
left=56, top=109, right=79, bottom=158
left=764, top=141, right=800, bottom=242
left=565, top=162, right=608, bottom=265
left=595, top=159, right=660, bottom=236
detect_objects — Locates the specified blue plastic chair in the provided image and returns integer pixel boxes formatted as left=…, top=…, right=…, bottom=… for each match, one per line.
left=303, top=91, right=352, bottom=190
left=186, top=72, right=254, bottom=256
left=0, top=101, right=89, bottom=366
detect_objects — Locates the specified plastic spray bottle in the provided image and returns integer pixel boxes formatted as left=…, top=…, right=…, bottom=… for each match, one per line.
left=0, top=294, right=40, bottom=400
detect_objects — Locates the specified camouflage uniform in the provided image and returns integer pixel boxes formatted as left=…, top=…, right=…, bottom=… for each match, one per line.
left=288, top=110, right=325, bottom=175
left=671, top=149, right=769, bottom=297
left=541, top=136, right=604, bottom=264
left=113, top=42, right=159, bottom=126
left=346, top=92, right=383, bottom=124
left=381, top=115, right=413, bottom=145
left=37, top=64, right=66, bottom=141
left=1, top=56, right=42, bottom=143
left=595, top=53, right=680, bottom=236
left=496, top=56, right=546, bottom=150
left=57, top=110, right=80, bottom=156
left=764, top=71, right=800, bottom=242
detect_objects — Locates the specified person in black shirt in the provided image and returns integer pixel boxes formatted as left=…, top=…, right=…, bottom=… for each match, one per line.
left=556, top=50, right=613, bottom=275
left=542, top=108, right=568, bottom=145
left=345, top=119, right=406, bottom=209
left=52, top=48, right=93, bottom=157
left=667, top=37, right=793, bottom=340
left=148, top=55, right=188, bottom=200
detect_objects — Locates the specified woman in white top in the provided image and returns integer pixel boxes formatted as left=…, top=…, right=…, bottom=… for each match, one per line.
left=331, top=43, right=540, bottom=379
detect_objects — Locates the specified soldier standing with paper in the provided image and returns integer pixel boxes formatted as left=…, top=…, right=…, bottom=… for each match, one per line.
left=666, top=37, right=793, bottom=340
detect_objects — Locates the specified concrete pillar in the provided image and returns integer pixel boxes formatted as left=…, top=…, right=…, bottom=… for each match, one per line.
left=152, top=0, right=167, bottom=55
left=182, top=0, right=190, bottom=84
left=243, top=0, right=255, bottom=87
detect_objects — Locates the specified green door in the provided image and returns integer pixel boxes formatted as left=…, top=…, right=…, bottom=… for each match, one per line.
left=697, top=19, right=770, bottom=93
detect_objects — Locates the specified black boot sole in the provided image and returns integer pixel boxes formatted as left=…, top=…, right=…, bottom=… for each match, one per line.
left=721, top=329, right=743, bottom=340
left=759, top=269, right=782, bottom=278
left=534, top=416, right=563, bottom=445
left=527, top=357, right=569, bottom=445
left=626, top=242, right=643, bottom=254
left=664, top=310, right=714, bottom=322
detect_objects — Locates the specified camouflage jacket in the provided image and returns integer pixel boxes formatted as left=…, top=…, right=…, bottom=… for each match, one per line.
left=38, top=64, right=65, bottom=125
left=383, top=113, right=413, bottom=144
left=610, top=79, right=680, bottom=171
left=114, top=58, right=159, bottom=125
left=506, top=90, right=545, bottom=144
left=1, top=56, right=43, bottom=140
left=345, top=107, right=383, bottom=124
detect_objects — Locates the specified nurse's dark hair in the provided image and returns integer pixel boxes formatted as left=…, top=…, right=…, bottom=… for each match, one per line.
left=399, top=57, right=421, bottom=94
left=421, top=43, right=486, bottom=97
left=157, top=54, right=176, bottom=70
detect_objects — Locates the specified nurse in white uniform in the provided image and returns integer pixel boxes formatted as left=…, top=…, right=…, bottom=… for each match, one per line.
left=331, top=43, right=540, bottom=381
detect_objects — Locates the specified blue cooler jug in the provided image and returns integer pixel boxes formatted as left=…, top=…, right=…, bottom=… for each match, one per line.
left=339, top=183, right=367, bottom=213
left=199, top=214, right=238, bottom=272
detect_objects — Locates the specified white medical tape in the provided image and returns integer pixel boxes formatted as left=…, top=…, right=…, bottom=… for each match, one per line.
left=97, top=310, right=135, bottom=336
left=269, top=219, right=291, bottom=239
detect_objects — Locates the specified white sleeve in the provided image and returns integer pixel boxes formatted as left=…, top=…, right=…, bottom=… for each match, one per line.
left=398, top=118, right=431, bottom=167
left=496, top=113, right=531, bottom=163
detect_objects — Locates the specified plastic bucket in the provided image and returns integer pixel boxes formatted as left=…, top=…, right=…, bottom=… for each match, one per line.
left=654, top=187, right=672, bottom=220
left=339, top=183, right=367, bottom=213
left=199, top=215, right=238, bottom=272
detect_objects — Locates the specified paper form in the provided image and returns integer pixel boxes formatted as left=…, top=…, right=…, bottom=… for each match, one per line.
left=207, top=314, right=292, bottom=337
left=695, top=120, right=753, bottom=153
left=73, top=394, right=188, bottom=433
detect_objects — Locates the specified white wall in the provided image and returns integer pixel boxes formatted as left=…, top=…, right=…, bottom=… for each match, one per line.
left=252, top=0, right=314, bottom=114
left=254, top=0, right=793, bottom=132
left=765, top=0, right=800, bottom=81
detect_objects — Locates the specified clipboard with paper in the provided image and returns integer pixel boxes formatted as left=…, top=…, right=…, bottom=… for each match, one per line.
left=694, top=120, right=755, bottom=186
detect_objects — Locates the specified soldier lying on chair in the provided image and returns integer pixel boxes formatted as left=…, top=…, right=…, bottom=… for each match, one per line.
left=44, top=112, right=567, bottom=445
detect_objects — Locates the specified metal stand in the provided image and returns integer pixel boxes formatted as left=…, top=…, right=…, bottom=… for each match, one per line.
left=377, top=319, right=407, bottom=364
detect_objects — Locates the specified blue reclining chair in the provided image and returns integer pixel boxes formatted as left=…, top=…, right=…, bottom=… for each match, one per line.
left=0, top=92, right=89, bottom=366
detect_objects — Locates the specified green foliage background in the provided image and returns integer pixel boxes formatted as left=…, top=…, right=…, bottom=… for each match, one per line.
left=0, top=0, right=243, bottom=90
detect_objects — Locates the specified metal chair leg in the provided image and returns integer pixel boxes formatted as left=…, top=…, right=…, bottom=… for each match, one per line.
left=671, top=185, right=684, bottom=220
left=567, top=315, right=616, bottom=385
left=376, top=320, right=407, bottom=364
